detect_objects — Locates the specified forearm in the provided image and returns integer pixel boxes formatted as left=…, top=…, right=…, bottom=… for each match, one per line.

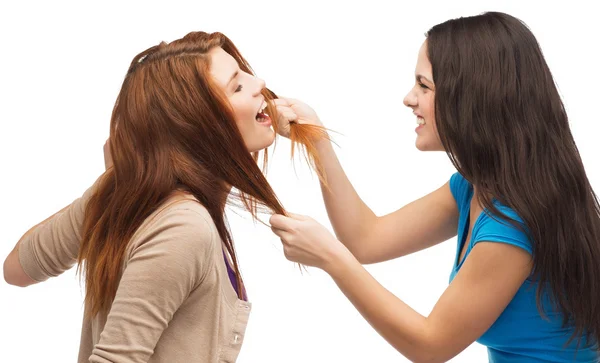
left=316, top=139, right=377, bottom=256
left=326, top=251, right=442, bottom=363
left=3, top=204, right=70, bottom=286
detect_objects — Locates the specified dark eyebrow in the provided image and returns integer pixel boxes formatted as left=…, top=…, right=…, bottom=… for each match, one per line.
left=416, top=74, right=433, bottom=84
left=227, top=70, right=239, bottom=86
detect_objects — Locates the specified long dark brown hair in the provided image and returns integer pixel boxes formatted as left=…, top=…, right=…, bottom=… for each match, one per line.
left=77, top=31, right=329, bottom=319
left=427, top=12, right=600, bottom=349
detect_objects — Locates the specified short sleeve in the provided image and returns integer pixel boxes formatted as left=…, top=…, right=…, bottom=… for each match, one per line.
left=89, top=207, right=216, bottom=363
left=18, top=177, right=100, bottom=282
left=473, top=207, right=533, bottom=255
left=449, top=172, right=470, bottom=206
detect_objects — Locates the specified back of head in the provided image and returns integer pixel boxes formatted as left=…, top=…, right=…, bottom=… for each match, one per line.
left=427, top=11, right=568, bottom=181
left=427, top=12, right=600, bottom=350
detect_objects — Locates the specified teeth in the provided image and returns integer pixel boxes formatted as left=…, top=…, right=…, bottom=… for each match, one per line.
left=416, top=117, right=425, bottom=125
left=256, top=101, right=270, bottom=122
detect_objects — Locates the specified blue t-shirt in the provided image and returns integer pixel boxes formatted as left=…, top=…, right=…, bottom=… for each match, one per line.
left=448, top=172, right=598, bottom=362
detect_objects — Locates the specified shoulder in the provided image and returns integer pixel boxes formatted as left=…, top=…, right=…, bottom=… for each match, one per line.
left=449, top=172, right=471, bottom=208
left=474, top=205, right=532, bottom=255
left=127, top=193, right=221, bottom=261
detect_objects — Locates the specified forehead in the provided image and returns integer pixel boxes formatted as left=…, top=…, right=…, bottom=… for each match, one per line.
left=416, top=41, right=432, bottom=75
left=208, top=47, right=238, bottom=87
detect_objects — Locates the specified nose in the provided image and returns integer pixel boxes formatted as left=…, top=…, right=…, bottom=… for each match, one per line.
left=253, top=76, right=266, bottom=97
left=403, top=87, right=417, bottom=108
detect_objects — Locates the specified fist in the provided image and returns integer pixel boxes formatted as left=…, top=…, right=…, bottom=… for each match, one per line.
left=273, top=97, right=323, bottom=138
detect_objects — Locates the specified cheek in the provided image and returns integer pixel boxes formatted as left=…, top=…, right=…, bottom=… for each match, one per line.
left=237, top=99, right=255, bottom=115
left=229, top=100, right=251, bottom=127
left=229, top=99, right=242, bottom=117
left=424, top=94, right=435, bottom=119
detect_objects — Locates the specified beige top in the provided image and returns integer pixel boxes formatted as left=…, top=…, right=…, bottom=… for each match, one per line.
left=18, top=180, right=251, bottom=363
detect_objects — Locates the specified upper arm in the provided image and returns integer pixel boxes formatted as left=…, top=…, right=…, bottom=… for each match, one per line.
left=90, top=209, right=215, bottom=363
left=359, top=181, right=459, bottom=264
left=424, top=242, right=532, bottom=362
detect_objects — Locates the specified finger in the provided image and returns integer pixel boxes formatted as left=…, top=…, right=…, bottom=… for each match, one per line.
left=270, top=225, right=289, bottom=238
left=279, top=111, right=298, bottom=123
left=271, top=229, right=295, bottom=249
left=275, top=104, right=291, bottom=112
left=275, top=105, right=298, bottom=118
left=269, top=214, right=292, bottom=230
left=282, top=245, right=298, bottom=262
left=287, top=212, right=309, bottom=221
left=276, top=107, right=297, bottom=118
left=273, top=98, right=290, bottom=107
left=284, top=97, right=301, bottom=106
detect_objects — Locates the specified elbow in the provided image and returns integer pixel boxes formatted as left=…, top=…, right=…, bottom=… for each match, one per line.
left=3, top=257, right=13, bottom=285
left=3, top=263, right=18, bottom=286
left=338, top=218, right=380, bottom=265
left=350, top=245, right=381, bottom=265
left=415, top=344, right=461, bottom=363
left=6, top=280, right=31, bottom=288
left=356, top=253, right=381, bottom=265
left=405, top=349, right=449, bottom=363
left=337, top=233, right=373, bottom=265
left=399, top=331, right=458, bottom=363
left=340, top=242, right=369, bottom=264
left=3, top=255, right=36, bottom=288
left=413, top=354, right=446, bottom=363
left=4, top=274, right=35, bottom=288
left=3, top=266, right=24, bottom=287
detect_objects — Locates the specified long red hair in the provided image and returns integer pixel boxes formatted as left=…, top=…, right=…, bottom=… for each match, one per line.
left=77, top=31, right=329, bottom=319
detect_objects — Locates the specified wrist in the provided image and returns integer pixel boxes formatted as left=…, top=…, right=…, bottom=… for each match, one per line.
left=315, top=134, right=333, bottom=152
left=323, top=243, right=358, bottom=277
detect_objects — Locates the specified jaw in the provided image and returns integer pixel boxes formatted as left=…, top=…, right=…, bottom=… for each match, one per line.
left=245, top=128, right=275, bottom=153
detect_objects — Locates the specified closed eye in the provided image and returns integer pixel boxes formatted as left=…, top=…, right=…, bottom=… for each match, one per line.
left=235, top=84, right=243, bottom=92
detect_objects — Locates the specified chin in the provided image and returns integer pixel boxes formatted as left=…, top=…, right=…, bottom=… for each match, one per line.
left=415, top=139, right=444, bottom=152
left=415, top=140, right=430, bottom=151
left=415, top=129, right=446, bottom=152
left=248, top=130, right=276, bottom=153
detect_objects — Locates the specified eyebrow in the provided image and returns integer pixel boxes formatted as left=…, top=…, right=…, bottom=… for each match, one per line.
left=227, top=70, right=239, bottom=87
left=416, top=74, right=433, bottom=84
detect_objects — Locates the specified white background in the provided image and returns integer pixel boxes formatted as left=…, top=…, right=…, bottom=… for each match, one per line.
left=1, top=1, right=598, bottom=362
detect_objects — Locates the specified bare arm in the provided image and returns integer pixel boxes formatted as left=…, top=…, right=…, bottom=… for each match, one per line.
left=324, top=241, right=532, bottom=362
left=275, top=98, right=459, bottom=264
left=270, top=213, right=533, bottom=363
left=315, top=138, right=458, bottom=264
